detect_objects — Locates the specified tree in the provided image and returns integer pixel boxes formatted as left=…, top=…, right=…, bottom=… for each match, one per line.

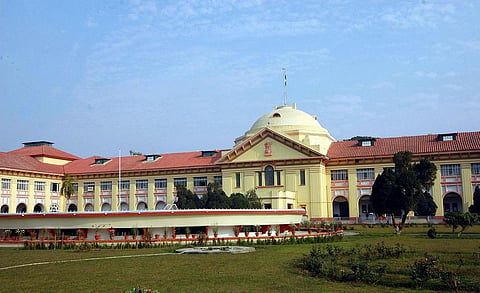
left=204, top=183, right=230, bottom=209
left=60, top=175, right=77, bottom=211
left=371, top=151, right=437, bottom=233
left=229, top=193, right=249, bottom=209
left=415, top=192, right=437, bottom=222
left=444, top=212, right=479, bottom=237
left=245, top=189, right=262, bottom=209
left=468, top=186, right=480, bottom=214
left=176, top=186, right=201, bottom=209
left=60, top=175, right=77, bottom=200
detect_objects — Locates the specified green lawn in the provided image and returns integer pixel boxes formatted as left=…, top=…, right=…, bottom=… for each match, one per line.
left=1, top=225, right=479, bottom=292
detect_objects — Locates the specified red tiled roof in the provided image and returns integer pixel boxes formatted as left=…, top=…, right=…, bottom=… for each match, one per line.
left=0, top=152, right=64, bottom=174
left=63, top=151, right=225, bottom=175
left=8, top=145, right=81, bottom=161
left=327, top=131, right=480, bottom=160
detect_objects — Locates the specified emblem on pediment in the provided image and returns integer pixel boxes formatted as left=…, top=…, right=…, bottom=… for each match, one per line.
left=264, top=142, right=272, bottom=156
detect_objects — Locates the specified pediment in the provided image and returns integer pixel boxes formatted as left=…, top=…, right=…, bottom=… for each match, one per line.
left=217, top=128, right=325, bottom=164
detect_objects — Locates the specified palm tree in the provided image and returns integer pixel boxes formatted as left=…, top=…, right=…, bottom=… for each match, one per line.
left=60, top=175, right=77, bottom=211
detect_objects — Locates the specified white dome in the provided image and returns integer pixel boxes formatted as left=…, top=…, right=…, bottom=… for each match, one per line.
left=248, top=104, right=325, bottom=134
left=235, top=104, right=335, bottom=154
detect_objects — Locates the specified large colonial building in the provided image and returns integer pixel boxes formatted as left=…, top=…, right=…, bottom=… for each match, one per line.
left=1, top=104, right=479, bottom=222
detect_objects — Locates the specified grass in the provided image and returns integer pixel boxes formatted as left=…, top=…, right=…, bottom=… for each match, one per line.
left=0, top=224, right=479, bottom=292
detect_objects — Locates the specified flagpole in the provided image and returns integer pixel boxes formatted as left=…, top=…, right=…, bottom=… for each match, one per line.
left=282, top=68, right=287, bottom=105
left=118, top=149, right=121, bottom=211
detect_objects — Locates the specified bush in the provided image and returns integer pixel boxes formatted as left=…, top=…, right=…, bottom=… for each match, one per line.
left=349, top=260, right=386, bottom=284
left=125, top=287, right=158, bottom=293
left=297, top=242, right=405, bottom=285
left=427, top=227, right=437, bottom=239
left=410, top=254, right=443, bottom=287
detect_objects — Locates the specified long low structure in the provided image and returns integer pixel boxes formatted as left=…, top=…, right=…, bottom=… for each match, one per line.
left=0, top=209, right=305, bottom=240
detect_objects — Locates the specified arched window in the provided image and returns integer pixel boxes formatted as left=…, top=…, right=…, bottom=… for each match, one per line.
left=359, top=196, right=373, bottom=220
left=155, top=201, right=166, bottom=210
left=137, top=202, right=147, bottom=210
left=68, top=204, right=77, bottom=212
left=49, top=204, right=59, bottom=213
left=16, top=203, right=27, bottom=213
left=1, top=205, right=9, bottom=213
left=34, top=204, right=44, bottom=213
left=443, top=192, right=463, bottom=215
left=84, top=203, right=94, bottom=212
left=101, top=203, right=112, bottom=211
left=120, top=202, right=129, bottom=211
left=333, top=197, right=349, bottom=219
left=265, top=166, right=274, bottom=186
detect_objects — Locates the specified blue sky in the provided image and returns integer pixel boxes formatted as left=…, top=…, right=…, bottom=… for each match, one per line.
left=1, top=0, right=479, bottom=158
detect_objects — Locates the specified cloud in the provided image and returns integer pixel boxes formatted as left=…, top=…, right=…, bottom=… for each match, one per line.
left=444, top=71, right=457, bottom=77
left=443, top=84, right=463, bottom=91
left=381, top=2, right=456, bottom=29
left=460, top=40, right=480, bottom=51
left=364, top=82, right=395, bottom=90
left=415, top=71, right=437, bottom=79
left=320, top=94, right=364, bottom=115
left=86, top=16, right=97, bottom=28
left=128, top=0, right=158, bottom=21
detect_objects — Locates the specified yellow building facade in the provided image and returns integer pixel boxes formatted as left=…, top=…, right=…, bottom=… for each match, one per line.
left=1, top=104, right=480, bottom=223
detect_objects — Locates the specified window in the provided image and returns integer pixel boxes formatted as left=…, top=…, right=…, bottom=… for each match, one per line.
left=84, top=182, right=95, bottom=192
left=68, top=204, right=77, bottom=212
left=265, top=166, right=274, bottom=186
left=119, top=180, right=130, bottom=190
left=34, top=181, right=45, bottom=191
left=194, top=177, right=207, bottom=187
left=201, top=151, right=217, bottom=157
left=154, top=179, right=167, bottom=188
left=300, top=170, right=306, bottom=185
left=72, top=183, right=78, bottom=192
left=331, top=170, right=348, bottom=181
left=257, top=166, right=282, bottom=186
left=16, top=203, right=27, bottom=213
left=17, top=180, right=28, bottom=191
left=51, top=182, right=60, bottom=192
left=49, top=204, right=59, bottom=213
left=100, top=181, right=112, bottom=191
left=361, top=140, right=372, bottom=146
left=120, top=203, right=129, bottom=211
left=1, top=178, right=11, bottom=190
left=438, top=133, right=457, bottom=141
left=145, top=154, right=161, bottom=162
left=356, top=168, right=374, bottom=180
left=441, top=164, right=461, bottom=176
left=136, top=179, right=148, bottom=189
left=174, top=178, right=187, bottom=187
left=214, top=176, right=222, bottom=186
left=34, top=204, right=44, bottom=213
left=357, top=138, right=375, bottom=146
left=101, top=203, right=112, bottom=211
left=94, top=158, right=110, bottom=165
left=471, top=163, right=480, bottom=175
left=235, top=173, right=241, bottom=188
left=1, top=205, right=8, bottom=213
left=137, top=202, right=147, bottom=210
